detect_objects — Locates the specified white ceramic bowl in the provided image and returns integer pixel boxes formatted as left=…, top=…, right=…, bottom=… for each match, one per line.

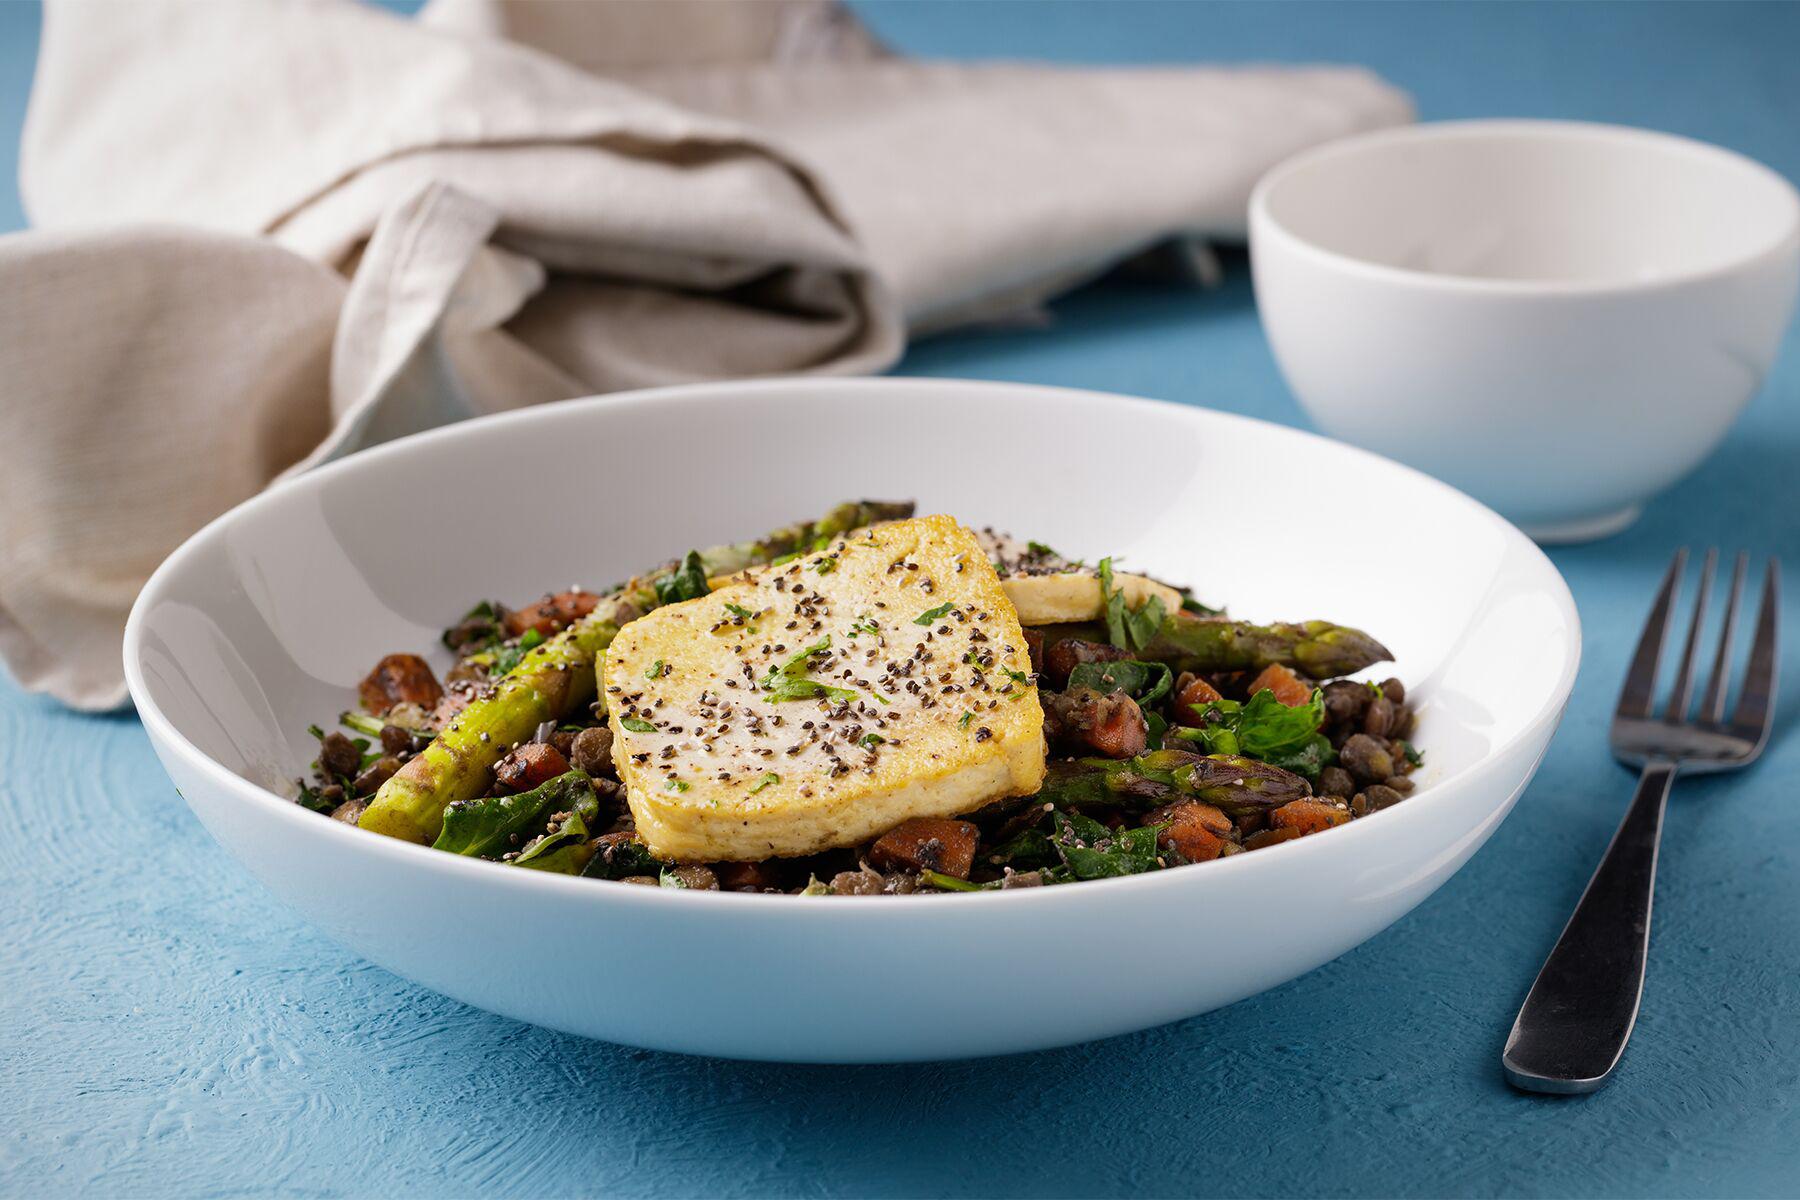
left=124, top=378, right=1580, bottom=1062
left=1251, top=120, right=1800, bottom=543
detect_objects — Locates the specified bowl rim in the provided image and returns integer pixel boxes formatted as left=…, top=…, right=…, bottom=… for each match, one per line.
left=1250, top=117, right=1800, bottom=298
left=123, top=376, right=1583, bottom=912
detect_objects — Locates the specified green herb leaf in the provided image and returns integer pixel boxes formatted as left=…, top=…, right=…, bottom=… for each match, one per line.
left=1026, top=540, right=1058, bottom=558
left=812, top=556, right=837, bottom=575
left=986, top=826, right=1057, bottom=870
left=645, top=659, right=666, bottom=681
left=513, top=783, right=604, bottom=873
left=620, top=717, right=657, bottom=733
left=758, top=636, right=859, bottom=703
left=859, top=733, right=885, bottom=749
left=958, top=712, right=974, bottom=730
left=749, top=772, right=781, bottom=795
left=1097, top=557, right=1166, bottom=653
left=1051, top=810, right=1164, bottom=879
left=1173, top=688, right=1334, bottom=780
left=490, top=627, right=545, bottom=676
left=913, top=602, right=954, bottom=626
left=653, top=550, right=710, bottom=605
left=581, top=835, right=665, bottom=881
left=1401, top=741, right=1424, bottom=767
left=435, top=770, right=592, bottom=858
left=848, top=615, right=881, bottom=638
left=1066, top=659, right=1173, bottom=708
left=919, top=869, right=984, bottom=892
left=665, top=779, right=690, bottom=793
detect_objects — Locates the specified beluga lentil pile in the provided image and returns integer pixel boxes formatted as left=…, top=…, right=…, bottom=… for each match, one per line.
left=298, top=500, right=1422, bottom=892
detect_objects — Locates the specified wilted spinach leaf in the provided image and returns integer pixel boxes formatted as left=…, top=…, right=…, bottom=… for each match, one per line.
left=1066, top=658, right=1173, bottom=708
left=1174, top=687, right=1334, bottom=780
left=1050, top=810, right=1163, bottom=879
left=434, top=770, right=592, bottom=858
left=581, top=836, right=666, bottom=881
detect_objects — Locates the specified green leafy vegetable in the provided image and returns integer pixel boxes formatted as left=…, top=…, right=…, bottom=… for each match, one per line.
left=1179, top=592, right=1223, bottom=617
left=1401, top=741, right=1424, bottom=767
left=1066, top=659, right=1173, bottom=708
left=859, top=733, right=885, bottom=749
left=1173, top=688, right=1334, bottom=780
left=581, top=836, right=665, bottom=881
left=433, top=770, right=593, bottom=858
left=723, top=602, right=756, bottom=620
left=958, top=712, right=974, bottom=730
left=653, top=550, right=710, bottom=605
left=645, top=659, right=667, bottom=681
left=620, top=717, right=657, bottom=733
left=490, top=627, right=545, bottom=676
left=513, top=782, right=604, bottom=873
left=749, top=772, right=781, bottom=794
left=442, top=600, right=503, bottom=651
left=913, top=603, right=954, bottom=626
left=665, top=779, right=690, bottom=793
left=1098, top=557, right=1166, bottom=653
left=1050, top=810, right=1164, bottom=880
left=986, top=826, right=1057, bottom=870
left=1026, top=540, right=1059, bottom=558
left=848, top=616, right=881, bottom=639
left=919, top=870, right=984, bottom=892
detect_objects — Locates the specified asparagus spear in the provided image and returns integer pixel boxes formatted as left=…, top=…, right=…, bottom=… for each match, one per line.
left=358, top=501, right=915, bottom=844
left=1038, top=749, right=1312, bottom=815
left=1048, top=612, right=1391, bottom=679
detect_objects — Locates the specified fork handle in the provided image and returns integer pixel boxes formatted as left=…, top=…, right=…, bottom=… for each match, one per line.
left=1502, top=761, right=1676, bottom=1094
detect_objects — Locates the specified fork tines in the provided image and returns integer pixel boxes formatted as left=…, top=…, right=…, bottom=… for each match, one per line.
left=1614, top=548, right=1780, bottom=758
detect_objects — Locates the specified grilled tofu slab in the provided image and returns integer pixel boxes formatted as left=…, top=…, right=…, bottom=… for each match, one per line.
left=976, top=528, right=1184, bottom=625
left=604, top=515, right=1047, bottom=862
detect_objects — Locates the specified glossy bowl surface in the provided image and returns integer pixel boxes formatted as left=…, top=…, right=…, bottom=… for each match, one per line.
left=1251, top=119, right=1800, bottom=543
left=124, top=378, right=1580, bottom=1062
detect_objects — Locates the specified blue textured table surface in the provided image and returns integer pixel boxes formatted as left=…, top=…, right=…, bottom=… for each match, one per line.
left=5, top=3, right=1800, bottom=1197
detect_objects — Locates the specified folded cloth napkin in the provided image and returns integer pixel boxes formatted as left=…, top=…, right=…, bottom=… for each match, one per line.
left=0, top=0, right=1411, bottom=710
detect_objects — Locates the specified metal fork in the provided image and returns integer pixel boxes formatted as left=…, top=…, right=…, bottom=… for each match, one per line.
left=1502, top=548, right=1781, bottom=1094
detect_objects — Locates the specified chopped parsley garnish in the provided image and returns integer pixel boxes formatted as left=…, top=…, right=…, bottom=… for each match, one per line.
left=1098, top=557, right=1166, bottom=653
left=811, top=556, right=837, bottom=575
left=490, top=627, right=544, bottom=676
left=644, top=659, right=667, bottom=681
left=749, top=772, right=781, bottom=794
left=759, top=636, right=860, bottom=704
left=620, top=717, right=657, bottom=733
left=1002, top=668, right=1031, bottom=687
left=1026, top=540, right=1058, bottom=557
left=724, top=602, right=756, bottom=620
left=958, top=712, right=974, bottom=730
left=653, top=550, right=709, bottom=605
left=848, top=616, right=881, bottom=638
left=859, top=733, right=885, bottom=749
left=665, top=779, right=689, bottom=793
left=913, top=602, right=954, bottom=625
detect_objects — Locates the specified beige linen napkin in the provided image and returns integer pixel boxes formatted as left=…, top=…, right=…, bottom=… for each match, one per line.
left=0, top=0, right=1411, bottom=710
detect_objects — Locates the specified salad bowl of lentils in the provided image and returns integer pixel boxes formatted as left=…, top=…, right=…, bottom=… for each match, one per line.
left=125, top=378, right=1579, bottom=1060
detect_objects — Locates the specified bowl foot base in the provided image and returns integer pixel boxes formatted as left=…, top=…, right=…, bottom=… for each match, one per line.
left=1519, top=504, right=1642, bottom=544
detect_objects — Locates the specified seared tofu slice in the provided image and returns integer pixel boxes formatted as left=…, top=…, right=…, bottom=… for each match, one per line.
left=604, top=515, right=1046, bottom=862
left=976, top=528, right=1184, bottom=626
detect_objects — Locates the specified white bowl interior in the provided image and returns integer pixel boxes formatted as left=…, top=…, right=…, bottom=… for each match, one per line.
left=1261, top=121, right=1799, bottom=285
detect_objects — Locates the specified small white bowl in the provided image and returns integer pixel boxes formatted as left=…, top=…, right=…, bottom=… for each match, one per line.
left=123, top=378, right=1579, bottom=1062
left=1251, top=120, right=1800, bottom=543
